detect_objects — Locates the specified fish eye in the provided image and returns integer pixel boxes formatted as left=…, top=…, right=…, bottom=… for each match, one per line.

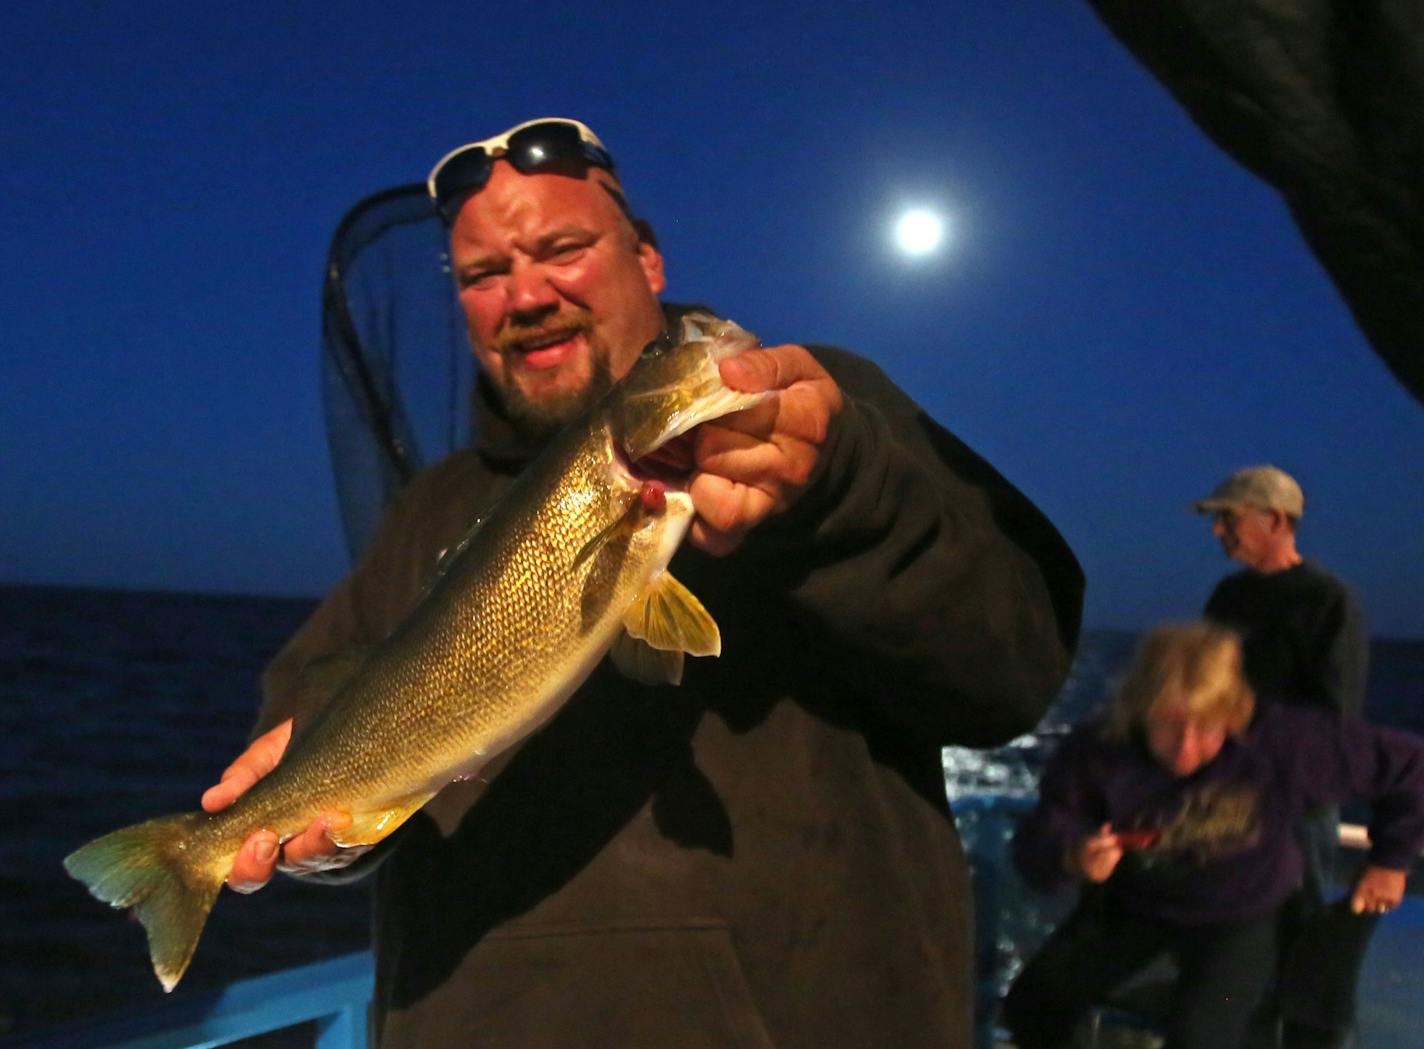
left=639, top=331, right=678, bottom=360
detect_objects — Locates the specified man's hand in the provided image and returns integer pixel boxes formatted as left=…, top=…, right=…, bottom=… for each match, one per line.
left=1065, top=823, right=1124, bottom=883
left=688, top=344, right=844, bottom=556
left=201, top=718, right=367, bottom=892
left=1350, top=864, right=1406, bottom=915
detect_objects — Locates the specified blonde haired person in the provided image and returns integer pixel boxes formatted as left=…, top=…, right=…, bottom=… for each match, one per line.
left=1102, top=621, right=1255, bottom=745
left=1003, top=623, right=1424, bottom=1049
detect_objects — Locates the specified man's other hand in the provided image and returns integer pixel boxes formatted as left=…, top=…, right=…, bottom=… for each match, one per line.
left=689, top=344, right=843, bottom=556
left=200, top=718, right=367, bottom=892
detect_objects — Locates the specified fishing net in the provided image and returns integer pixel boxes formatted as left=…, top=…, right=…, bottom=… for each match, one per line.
left=320, top=184, right=475, bottom=562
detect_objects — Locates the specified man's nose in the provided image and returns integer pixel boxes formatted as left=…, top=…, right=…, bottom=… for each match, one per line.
left=1211, top=518, right=1227, bottom=538
left=508, top=262, right=559, bottom=315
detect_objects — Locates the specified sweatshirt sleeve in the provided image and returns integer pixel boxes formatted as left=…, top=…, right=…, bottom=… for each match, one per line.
left=1011, top=728, right=1104, bottom=893
left=1278, top=707, right=1424, bottom=870
left=255, top=454, right=488, bottom=739
left=749, top=347, right=1084, bottom=746
left=255, top=571, right=383, bottom=738
left=1350, top=722, right=1424, bottom=870
left=256, top=519, right=404, bottom=737
left=248, top=457, right=495, bottom=883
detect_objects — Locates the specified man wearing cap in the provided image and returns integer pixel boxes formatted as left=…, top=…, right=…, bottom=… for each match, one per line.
left=1194, top=465, right=1368, bottom=727
left=201, top=118, right=1084, bottom=1048
left=1194, top=465, right=1371, bottom=1049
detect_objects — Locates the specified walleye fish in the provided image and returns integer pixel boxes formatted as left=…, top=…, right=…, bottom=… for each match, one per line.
left=64, top=311, right=768, bottom=992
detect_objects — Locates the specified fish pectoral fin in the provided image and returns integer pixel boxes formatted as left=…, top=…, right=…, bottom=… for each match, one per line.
left=329, top=792, right=436, bottom=848
left=610, top=570, right=721, bottom=686
left=572, top=498, right=640, bottom=570
left=611, top=632, right=686, bottom=686
left=623, top=571, right=721, bottom=658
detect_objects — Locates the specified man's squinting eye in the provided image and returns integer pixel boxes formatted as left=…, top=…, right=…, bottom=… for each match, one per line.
left=459, top=266, right=504, bottom=290
left=545, top=240, right=590, bottom=264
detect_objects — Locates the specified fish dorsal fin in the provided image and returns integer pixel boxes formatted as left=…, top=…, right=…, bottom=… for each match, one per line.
left=420, top=515, right=487, bottom=597
left=624, top=571, right=721, bottom=658
left=610, top=632, right=686, bottom=686
left=327, top=790, right=437, bottom=848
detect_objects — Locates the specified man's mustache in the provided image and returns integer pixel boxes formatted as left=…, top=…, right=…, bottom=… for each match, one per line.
left=491, top=311, right=596, bottom=355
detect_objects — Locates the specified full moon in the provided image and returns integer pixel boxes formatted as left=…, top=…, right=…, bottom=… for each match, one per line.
left=893, top=208, right=945, bottom=256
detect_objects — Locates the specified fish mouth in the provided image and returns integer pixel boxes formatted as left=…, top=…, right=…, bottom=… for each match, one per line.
left=605, top=311, right=771, bottom=488
left=616, top=433, right=697, bottom=491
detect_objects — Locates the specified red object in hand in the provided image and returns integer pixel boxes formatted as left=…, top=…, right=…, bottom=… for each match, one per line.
left=1114, top=828, right=1160, bottom=850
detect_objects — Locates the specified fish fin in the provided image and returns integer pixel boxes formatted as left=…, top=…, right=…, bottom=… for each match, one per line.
left=424, top=515, right=486, bottom=589
left=64, top=812, right=226, bottom=993
left=623, top=571, right=722, bottom=658
left=572, top=497, right=640, bottom=570
left=611, top=630, right=686, bottom=685
left=330, top=792, right=436, bottom=847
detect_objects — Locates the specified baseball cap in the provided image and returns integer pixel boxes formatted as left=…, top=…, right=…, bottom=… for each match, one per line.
left=1192, top=465, right=1305, bottom=518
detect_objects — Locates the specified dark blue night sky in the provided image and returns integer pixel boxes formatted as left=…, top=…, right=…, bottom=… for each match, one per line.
left=3, top=2, right=1420, bottom=634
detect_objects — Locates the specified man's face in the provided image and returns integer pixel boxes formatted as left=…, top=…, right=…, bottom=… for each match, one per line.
left=1146, top=703, right=1228, bottom=777
left=448, top=162, right=667, bottom=436
left=1209, top=505, right=1278, bottom=569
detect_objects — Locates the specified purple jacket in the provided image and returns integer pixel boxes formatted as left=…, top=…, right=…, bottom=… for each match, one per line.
left=1013, top=704, right=1424, bottom=924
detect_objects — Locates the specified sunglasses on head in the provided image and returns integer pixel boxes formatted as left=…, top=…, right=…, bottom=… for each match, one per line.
left=426, top=118, right=616, bottom=223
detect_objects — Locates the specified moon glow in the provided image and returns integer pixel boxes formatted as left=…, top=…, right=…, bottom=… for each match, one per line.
left=894, top=208, right=946, bottom=256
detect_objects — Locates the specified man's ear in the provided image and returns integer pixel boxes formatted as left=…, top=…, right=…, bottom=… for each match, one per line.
left=637, top=232, right=666, bottom=295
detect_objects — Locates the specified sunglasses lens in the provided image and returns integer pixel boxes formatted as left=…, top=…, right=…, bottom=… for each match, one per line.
left=432, top=149, right=494, bottom=220
left=432, top=121, right=616, bottom=222
left=506, top=121, right=597, bottom=175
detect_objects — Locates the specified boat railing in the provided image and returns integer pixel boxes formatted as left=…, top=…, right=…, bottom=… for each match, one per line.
left=7, top=821, right=1414, bottom=1049
left=5, top=950, right=373, bottom=1049
left=1337, top=821, right=1374, bottom=849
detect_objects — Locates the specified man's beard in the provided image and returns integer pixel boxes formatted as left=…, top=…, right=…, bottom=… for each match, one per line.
left=496, top=334, right=615, bottom=446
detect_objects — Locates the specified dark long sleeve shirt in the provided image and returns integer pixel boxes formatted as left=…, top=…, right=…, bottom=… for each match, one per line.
left=1205, top=560, right=1368, bottom=718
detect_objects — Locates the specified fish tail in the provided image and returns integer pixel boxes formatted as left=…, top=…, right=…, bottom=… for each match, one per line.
left=63, top=811, right=228, bottom=992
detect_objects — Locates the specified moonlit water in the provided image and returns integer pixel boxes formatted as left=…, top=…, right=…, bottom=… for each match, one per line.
left=0, top=586, right=370, bottom=1041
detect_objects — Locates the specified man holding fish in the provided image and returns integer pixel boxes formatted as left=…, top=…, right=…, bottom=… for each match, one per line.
left=196, top=118, right=1085, bottom=1047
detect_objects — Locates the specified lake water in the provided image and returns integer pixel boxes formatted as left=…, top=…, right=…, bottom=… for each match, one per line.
left=3, top=584, right=1420, bottom=1043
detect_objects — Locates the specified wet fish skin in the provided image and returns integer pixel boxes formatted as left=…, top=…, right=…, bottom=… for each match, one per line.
left=63, top=312, right=765, bottom=991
